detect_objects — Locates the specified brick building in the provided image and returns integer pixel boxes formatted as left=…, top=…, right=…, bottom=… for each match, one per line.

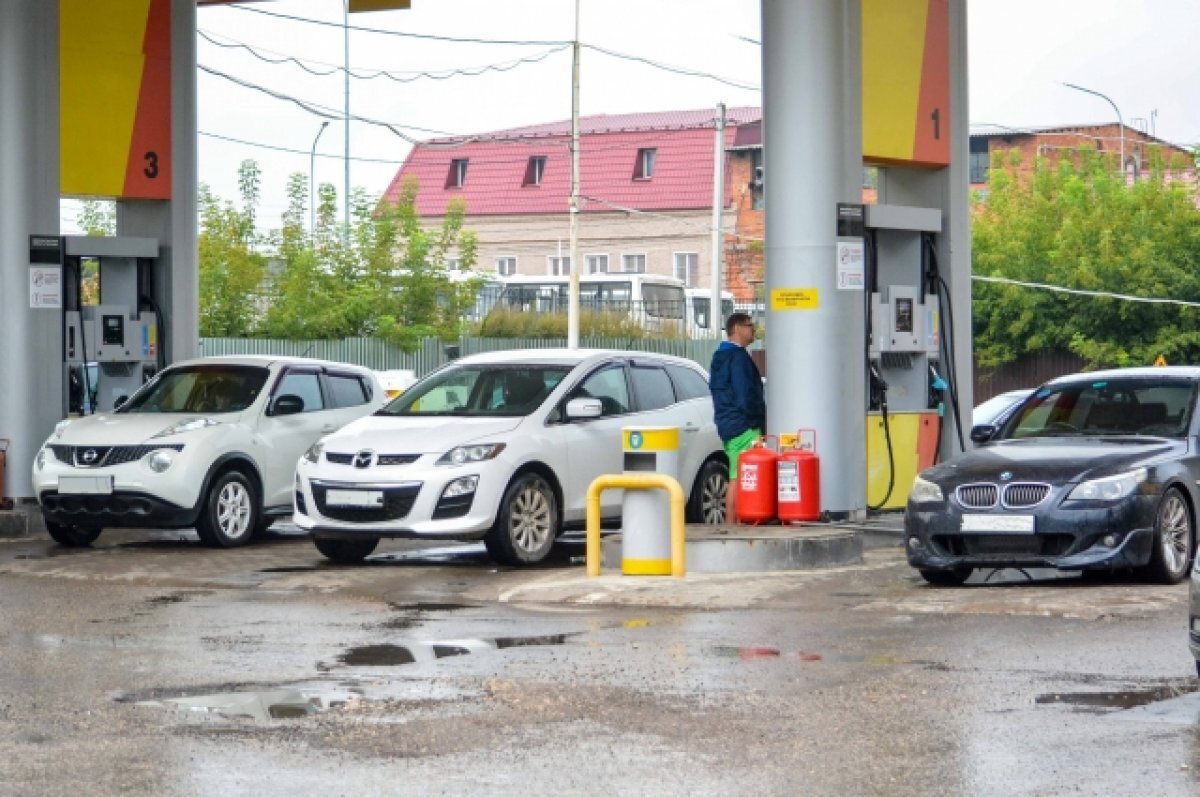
left=969, top=123, right=1195, bottom=192
left=384, top=107, right=764, bottom=301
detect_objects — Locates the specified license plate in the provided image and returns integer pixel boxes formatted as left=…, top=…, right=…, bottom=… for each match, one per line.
left=325, top=489, right=384, bottom=508
left=961, top=514, right=1035, bottom=533
left=58, top=475, right=113, bottom=495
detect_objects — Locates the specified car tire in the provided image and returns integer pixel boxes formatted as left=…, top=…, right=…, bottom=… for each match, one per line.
left=1142, top=486, right=1194, bottom=585
left=195, top=470, right=259, bottom=548
left=484, top=473, right=558, bottom=566
left=919, top=567, right=972, bottom=586
left=313, top=535, right=378, bottom=563
left=44, top=520, right=101, bottom=547
left=687, top=459, right=728, bottom=524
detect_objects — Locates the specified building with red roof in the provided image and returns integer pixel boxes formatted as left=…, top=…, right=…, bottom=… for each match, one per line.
left=382, top=106, right=766, bottom=301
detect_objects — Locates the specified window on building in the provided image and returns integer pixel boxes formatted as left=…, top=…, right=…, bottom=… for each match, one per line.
left=622, top=254, right=647, bottom=273
left=445, top=257, right=461, bottom=272
left=523, top=156, right=547, bottom=186
left=495, top=256, right=517, bottom=277
left=547, top=256, right=570, bottom=276
left=447, top=158, right=469, bottom=188
left=634, top=148, right=656, bottom=179
left=586, top=254, right=609, bottom=274
left=751, top=149, right=764, bottom=210
left=673, top=252, right=698, bottom=287
left=968, top=138, right=990, bottom=184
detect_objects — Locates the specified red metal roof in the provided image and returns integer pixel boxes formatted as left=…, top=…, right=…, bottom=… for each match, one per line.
left=384, top=106, right=762, bottom=217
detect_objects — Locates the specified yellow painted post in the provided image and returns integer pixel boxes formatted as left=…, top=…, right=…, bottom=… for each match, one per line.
left=585, top=474, right=687, bottom=578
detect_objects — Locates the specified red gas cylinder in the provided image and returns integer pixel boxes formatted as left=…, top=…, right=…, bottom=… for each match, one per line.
left=737, top=437, right=778, bottom=524
left=778, top=430, right=820, bottom=523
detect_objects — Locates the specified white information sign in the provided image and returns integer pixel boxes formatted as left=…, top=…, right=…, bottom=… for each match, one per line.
left=30, top=266, right=62, bottom=308
left=835, top=240, right=864, bottom=291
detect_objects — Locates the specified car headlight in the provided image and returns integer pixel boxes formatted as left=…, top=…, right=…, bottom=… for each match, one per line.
left=442, top=475, right=479, bottom=497
left=303, top=441, right=324, bottom=464
left=909, top=475, right=944, bottom=504
left=437, top=443, right=506, bottom=466
left=152, top=418, right=219, bottom=438
left=1067, top=468, right=1147, bottom=501
left=146, top=449, right=177, bottom=473
left=35, top=447, right=50, bottom=470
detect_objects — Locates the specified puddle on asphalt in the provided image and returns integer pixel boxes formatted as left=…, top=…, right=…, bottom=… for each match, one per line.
left=340, top=644, right=417, bottom=666
left=258, top=566, right=318, bottom=573
left=339, top=633, right=574, bottom=668
left=711, top=646, right=823, bottom=661
left=389, top=602, right=476, bottom=613
left=1036, top=682, right=1200, bottom=711
left=146, top=689, right=318, bottom=722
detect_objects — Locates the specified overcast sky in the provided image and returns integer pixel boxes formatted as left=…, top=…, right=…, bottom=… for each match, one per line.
left=64, top=0, right=1200, bottom=231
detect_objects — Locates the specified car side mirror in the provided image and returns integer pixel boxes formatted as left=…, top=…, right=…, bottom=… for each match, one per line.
left=565, top=397, right=602, bottom=420
left=270, top=394, right=305, bottom=416
left=970, top=424, right=997, bottom=444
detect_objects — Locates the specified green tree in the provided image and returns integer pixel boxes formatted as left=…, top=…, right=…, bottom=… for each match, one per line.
left=256, top=174, right=481, bottom=350
left=198, top=160, right=268, bottom=337
left=972, top=145, right=1200, bottom=368
left=76, top=199, right=116, bottom=236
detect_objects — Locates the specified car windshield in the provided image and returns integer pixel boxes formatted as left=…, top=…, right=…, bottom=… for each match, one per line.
left=973, top=390, right=1031, bottom=427
left=1001, top=378, right=1196, bottom=439
left=377, top=364, right=572, bottom=417
left=119, top=365, right=270, bottom=414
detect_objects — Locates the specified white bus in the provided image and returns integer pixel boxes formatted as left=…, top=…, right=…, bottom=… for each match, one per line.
left=490, top=273, right=688, bottom=335
left=685, top=288, right=736, bottom=337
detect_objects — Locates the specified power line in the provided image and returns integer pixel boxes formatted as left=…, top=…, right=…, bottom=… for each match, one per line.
left=225, top=3, right=571, bottom=47
left=199, top=29, right=570, bottom=83
left=973, top=274, right=1200, bottom=309
left=214, top=4, right=758, bottom=90
left=200, top=129, right=404, bottom=164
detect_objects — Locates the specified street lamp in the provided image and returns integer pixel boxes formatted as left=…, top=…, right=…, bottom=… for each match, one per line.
left=1062, top=82, right=1124, bottom=175
left=310, top=120, right=330, bottom=232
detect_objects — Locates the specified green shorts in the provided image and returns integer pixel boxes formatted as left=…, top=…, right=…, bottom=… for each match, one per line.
left=724, top=428, right=762, bottom=479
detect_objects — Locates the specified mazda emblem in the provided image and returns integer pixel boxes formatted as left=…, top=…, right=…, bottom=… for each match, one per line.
left=353, top=450, right=375, bottom=469
left=81, top=448, right=99, bottom=464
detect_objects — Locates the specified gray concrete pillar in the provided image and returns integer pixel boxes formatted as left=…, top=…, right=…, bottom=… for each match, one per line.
left=0, top=0, right=61, bottom=501
left=761, top=0, right=865, bottom=517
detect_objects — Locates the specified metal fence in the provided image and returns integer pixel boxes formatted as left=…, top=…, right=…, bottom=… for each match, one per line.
left=199, top=336, right=725, bottom=378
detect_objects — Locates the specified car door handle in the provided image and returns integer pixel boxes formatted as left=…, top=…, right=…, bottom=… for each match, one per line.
left=683, top=424, right=700, bottom=433
left=321, top=424, right=336, bottom=432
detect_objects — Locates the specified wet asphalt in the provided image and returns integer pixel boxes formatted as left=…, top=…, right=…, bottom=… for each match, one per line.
left=0, top=523, right=1198, bottom=796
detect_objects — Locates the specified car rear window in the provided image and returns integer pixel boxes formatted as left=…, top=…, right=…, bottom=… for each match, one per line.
left=665, top=364, right=710, bottom=401
left=327, top=373, right=370, bottom=408
left=630, top=365, right=677, bottom=411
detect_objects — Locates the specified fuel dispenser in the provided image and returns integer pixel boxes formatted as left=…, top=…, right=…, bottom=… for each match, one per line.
left=863, top=205, right=956, bottom=510
left=61, top=236, right=162, bottom=414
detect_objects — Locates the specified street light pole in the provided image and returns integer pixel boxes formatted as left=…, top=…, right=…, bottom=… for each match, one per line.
left=1063, top=82, right=1124, bottom=176
left=310, top=120, right=330, bottom=233
left=567, top=0, right=581, bottom=349
left=343, top=0, right=351, bottom=232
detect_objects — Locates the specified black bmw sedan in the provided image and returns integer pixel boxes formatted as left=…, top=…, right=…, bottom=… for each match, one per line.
left=906, top=367, right=1200, bottom=586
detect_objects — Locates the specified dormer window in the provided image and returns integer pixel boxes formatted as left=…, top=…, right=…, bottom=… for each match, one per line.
left=524, top=156, right=547, bottom=186
left=447, top=158, right=469, bottom=188
left=634, top=148, right=656, bottom=180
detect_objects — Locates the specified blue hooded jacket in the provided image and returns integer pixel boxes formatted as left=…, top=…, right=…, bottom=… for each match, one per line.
left=709, top=341, right=766, bottom=442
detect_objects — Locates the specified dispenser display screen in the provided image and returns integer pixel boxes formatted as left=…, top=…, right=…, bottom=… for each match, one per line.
left=895, top=298, right=913, bottom=333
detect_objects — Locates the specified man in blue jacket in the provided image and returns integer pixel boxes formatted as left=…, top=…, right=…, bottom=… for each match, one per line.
left=709, top=312, right=766, bottom=522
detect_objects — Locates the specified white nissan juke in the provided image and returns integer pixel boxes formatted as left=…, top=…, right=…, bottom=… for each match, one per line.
left=295, top=349, right=729, bottom=566
left=33, top=356, right=384, bottom=548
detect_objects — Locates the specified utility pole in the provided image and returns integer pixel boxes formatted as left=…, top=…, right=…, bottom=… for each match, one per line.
left=709, top=102, right=726, bottom=338
left=343, top=0, right=352, bottom=232
left=567, top=0, right=581, bottom=349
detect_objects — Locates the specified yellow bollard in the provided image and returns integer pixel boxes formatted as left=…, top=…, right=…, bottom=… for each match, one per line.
left=586, top=473, right=686, bottom=578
